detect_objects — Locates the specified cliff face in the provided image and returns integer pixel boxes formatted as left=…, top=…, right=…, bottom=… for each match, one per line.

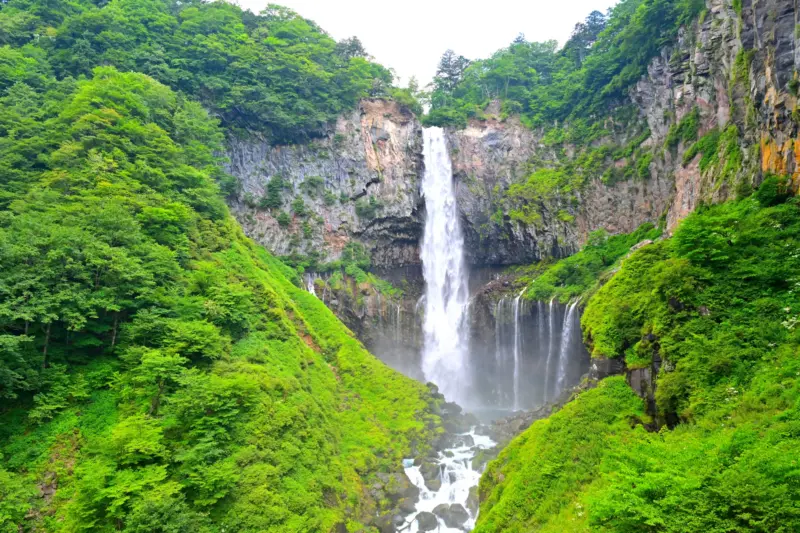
left=225, top=0, right=800, bottom=362
left=446, top=118, right=673, bottom=265
left=635, top=0, right=800, bottom=229
left=226, top=99, right=424, bottom=268
left=445, top=118, right=578, bottom=266
left=226, top=0, right=800, bottom=270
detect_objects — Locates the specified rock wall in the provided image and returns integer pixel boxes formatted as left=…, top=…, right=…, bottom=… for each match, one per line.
left=227, top=0, right=800, bottom=270
left=636, top=0, right=800, bottom=229
left=306, top=267, right=426, bottom=381
left=226, top=99, right=424, bottom=268
left=224, top=0, right=800, bottom=374
left=446, top=118, right=673, bottom=266
left=444, top=0, right=800, bottom=265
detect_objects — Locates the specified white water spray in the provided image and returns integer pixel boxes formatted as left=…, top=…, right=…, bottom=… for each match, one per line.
left=403, top=430, right=495, bottom=532
left=305, top=273, right=319, bottom=297
left=420, top=127, right=471, bottom=402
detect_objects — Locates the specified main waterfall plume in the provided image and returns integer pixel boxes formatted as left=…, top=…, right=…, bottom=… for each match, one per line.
left=420, top=127, right=471, bottom=403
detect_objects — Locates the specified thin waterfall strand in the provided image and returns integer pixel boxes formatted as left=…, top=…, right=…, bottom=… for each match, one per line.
left=512, top=289, right=525, bottom=411
left=544, top=298, right=556, bottom=402
left=495, top=298, right=503, bottom=365
left=555, top=301, right=579, bottom=395
left=420, top=127, right=471, bottom=403
left=537, top=300, right=545, bottom=405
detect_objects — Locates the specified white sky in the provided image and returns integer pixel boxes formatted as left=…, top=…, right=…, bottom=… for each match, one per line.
left=235, top=0, right=619, bottom=87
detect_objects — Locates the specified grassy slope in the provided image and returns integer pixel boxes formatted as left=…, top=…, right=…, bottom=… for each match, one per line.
left=476, top=193, right=800, bottom=532
left=0, top=68, right=440, bottom=532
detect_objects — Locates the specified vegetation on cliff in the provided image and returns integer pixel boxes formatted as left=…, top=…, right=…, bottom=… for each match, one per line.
left=519, top=222, right=662, bottom=303
left=0, top=42, right=440, bottom=533
left=476, top=187, right=800, bottom=532
left=419, top=0, right=710, bottom=248
left=425, top=0, right=704, bottom=128
left=0, top=0, right=399, bottom=144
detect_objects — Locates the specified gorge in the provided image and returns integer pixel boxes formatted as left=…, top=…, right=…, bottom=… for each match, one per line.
left=2, top=0, right=800, bottom=532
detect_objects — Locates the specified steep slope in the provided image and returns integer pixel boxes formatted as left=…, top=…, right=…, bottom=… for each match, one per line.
left=475, top=190, right=800, bottom=531
left=0, top=67, right=441, bottom=532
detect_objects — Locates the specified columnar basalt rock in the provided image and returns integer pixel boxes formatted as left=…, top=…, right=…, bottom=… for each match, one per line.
left=226, top=1, right=800, bottom=274
left=226, top=99, right=424, bottom=268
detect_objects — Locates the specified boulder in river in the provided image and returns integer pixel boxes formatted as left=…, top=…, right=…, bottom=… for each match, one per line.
left=398, top=497, right=416, bottom=514
left=377, top=471, right=420, bottom=502
left=433, top=503, right=470, bottom=528
left=466, top=486, right=479, bottom=515
left=419, top=461, right=442, bottom=491
left=416, top=511, right=438, bottom=531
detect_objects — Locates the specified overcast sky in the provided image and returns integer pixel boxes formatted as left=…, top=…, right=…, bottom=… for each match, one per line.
left=235, top=0, right=619, bottom=87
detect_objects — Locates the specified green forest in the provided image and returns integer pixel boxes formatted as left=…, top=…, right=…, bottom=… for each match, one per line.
left=0, top=1, right=442, bottom=530
left=2, top=0, right=799, bottom=531
left=424, top=0, right=703, bottom=128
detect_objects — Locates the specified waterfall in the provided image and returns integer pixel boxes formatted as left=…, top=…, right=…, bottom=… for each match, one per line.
left=420, top=127, right=471, bottom=403
left=395, top=304, right=402, bottom=343
left=494, top=299, right=504, bottom=366
left=555, top=300, right=579, bottom=396
left=489, top=295, right=589, bottom=410
left=512, top=289, right=525, bottom=411
left=543, top=298, right=556, bottom=402
left=305, top=273, right=319, bottom=297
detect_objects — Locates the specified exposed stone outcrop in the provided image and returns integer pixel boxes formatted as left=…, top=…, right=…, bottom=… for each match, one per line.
left=226, top=99, right=424, bottom=268
left=305, top=267, right=425, bottom=380
left=445, top=119, right=579, bottom=265
left=635, top=0, right=800, bottom=229
left=224, top=0, right=800, bottom=381
left=445, top=115, right=673, bottom=266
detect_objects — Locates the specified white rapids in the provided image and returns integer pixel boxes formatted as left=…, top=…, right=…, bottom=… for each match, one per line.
left=401, top=429, right=495, bottom=532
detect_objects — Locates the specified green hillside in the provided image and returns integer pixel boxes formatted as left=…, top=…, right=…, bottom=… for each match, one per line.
left=0, top=64, right=440, bottom=532
left=476, top=189, right=800, bottom=532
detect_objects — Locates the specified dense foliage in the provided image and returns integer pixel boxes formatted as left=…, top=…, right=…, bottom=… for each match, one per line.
left=0, top=64, right=441, bottom=531
left=476, top=192, right=800, bottom=532
left=519, top=222, right=662, bottom=303
left=425, top=0, right=704, bottom=128
left=0, top=0, right=396, bottom=143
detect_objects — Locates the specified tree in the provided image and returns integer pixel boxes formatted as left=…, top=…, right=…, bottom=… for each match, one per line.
left=563, top=10, right=607, bottom=66
left=336, top=36, right=368, bottom=60
left=434, top=49, right=471, bottom=94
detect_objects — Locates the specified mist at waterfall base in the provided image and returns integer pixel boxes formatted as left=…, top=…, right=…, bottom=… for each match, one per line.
left=474, top=298, right=590, bottom=412
left=416, top=127, right=589, bottom=414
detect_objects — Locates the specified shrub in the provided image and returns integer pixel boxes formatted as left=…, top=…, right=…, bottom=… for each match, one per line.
left=754, top=174, right=791, bottom=206
left=291, top=197, right=307, bottom=217
left=301, top=176, right=325, bottom=197
left=259, top=175, right=286, bottom=209
left=276, top=211, right=291, bottom=227
left=355, top=196, right=383, bottom=219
